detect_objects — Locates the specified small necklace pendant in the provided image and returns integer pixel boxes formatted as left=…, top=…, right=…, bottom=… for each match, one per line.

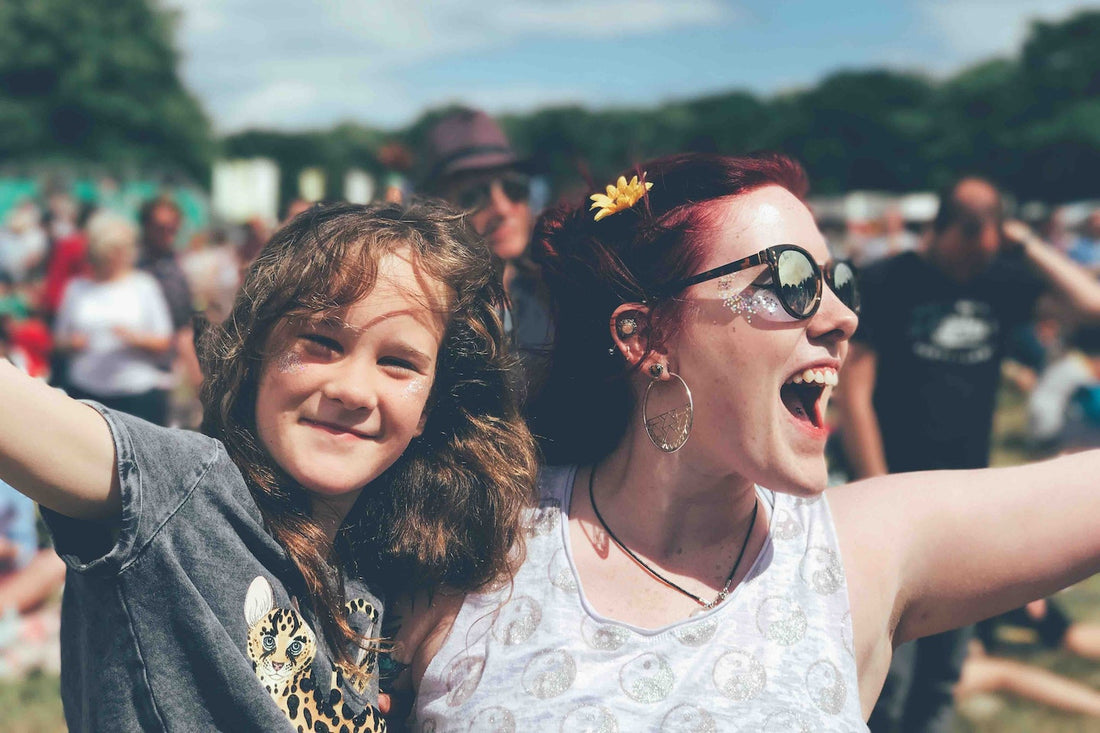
left=699, top=590, right=726, bottom=612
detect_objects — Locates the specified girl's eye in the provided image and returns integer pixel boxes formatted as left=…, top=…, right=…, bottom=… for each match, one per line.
left=379, top=356, right=418, bottom=372
left=300, top=334, right=341, bottom=355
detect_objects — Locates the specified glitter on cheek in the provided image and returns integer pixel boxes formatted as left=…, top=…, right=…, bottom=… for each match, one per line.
left=274, top=349, right=306, bottom=374
left=722, top=287, right=797, bottom=324
left=403, top=379, right=428, bottom=399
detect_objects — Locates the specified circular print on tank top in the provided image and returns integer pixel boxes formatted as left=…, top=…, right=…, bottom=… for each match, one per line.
left=799, top=546, right=843, bottom=595
left=659, top=704, right=718, bottom=733
left=772, top=508, right=803, bottom=540
left=442, top=655, right=485, bottom=707
left=755, top=596, right=808, bottom=646
left=522, top=649, right=577, bottom=699
left=560, top=703, right=619, bottom=733
left=548, top=548, right=579, bottom=592
left=806, top=659, right=847, bottom=714
left=619, top=652, right=675, bottom=703
left=526, top=502, right=561, bottom=537
left=671, top=615, right=719, bottom=647
left=492, top=595, right=542, bottom=645
left=580, top=616, right=631, bottom=651
left=467, top=706, right=516, bottom=732
left=762, top=709, right=812, bottom=733
left=712, top=649, right=766, bottom=701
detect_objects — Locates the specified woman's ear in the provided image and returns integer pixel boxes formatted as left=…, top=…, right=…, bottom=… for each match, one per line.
left=610, top=303, right=661, bottom=370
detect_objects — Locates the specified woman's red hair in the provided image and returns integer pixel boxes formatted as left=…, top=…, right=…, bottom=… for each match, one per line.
left=527, top=152, right=808, bottom=465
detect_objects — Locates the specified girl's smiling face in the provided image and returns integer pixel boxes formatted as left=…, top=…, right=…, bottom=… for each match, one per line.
left=667, top=185, right=859, bottom=494
left=255, top=248, right=449, bottom=521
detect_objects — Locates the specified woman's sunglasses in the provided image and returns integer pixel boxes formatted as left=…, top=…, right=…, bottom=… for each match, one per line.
left=452, top=173, right=531, bottom=211
left=660, top=244, right=860, bottom=319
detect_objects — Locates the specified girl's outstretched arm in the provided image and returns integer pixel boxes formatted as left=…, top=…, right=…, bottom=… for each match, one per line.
left=0, top=359, right=119, bottom=520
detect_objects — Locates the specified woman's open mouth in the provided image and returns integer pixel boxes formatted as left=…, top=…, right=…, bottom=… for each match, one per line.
left=780, top=367, right=838, bottom=431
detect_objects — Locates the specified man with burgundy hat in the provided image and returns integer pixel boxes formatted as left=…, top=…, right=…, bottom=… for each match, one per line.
left=422, top=107, right=552, bottom=394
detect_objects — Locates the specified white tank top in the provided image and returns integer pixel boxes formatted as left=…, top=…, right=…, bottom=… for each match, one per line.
left=414, top=465, right=867, bottom=732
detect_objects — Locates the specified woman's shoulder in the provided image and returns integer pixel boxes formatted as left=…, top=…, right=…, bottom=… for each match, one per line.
left=535, top=464, right=577, bottom=503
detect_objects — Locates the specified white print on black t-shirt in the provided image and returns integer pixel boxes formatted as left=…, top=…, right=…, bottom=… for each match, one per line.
left=909, top=300, right=997, bottom=365
left=243, top=576, right=386, bottom=732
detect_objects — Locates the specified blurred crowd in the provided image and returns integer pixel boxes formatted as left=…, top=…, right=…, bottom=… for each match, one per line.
left=4, top=107, right=1100, bottom=729
left=829, top=199, right=1100, bottom=461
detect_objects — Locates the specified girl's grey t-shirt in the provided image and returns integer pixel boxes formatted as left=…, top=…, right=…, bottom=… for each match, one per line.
left=42, top=404, right=385, bottom=732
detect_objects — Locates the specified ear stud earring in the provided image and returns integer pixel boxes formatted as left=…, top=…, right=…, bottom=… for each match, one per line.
left=616, top=316, right=638, bottom=339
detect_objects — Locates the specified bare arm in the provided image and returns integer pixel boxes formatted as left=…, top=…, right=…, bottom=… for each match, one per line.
left=834, top=342, right=888, bottom=479
left=832, top=450, right=1100, bottom=650
left=0, top=359, right=119, bottom=520
left=113, top=327, right=173, bottom=354
left=1006, top=221, right=1100, bottom=320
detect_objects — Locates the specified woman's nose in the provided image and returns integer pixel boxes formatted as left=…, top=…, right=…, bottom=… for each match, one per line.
left=810, top=283, right=859, bottom=343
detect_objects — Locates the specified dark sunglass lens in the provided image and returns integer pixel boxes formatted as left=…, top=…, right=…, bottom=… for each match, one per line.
left=776, top=249, right=819, bottom=316
left=501, top=175, right=531, bottom=204
left=832, top=262, right=860, bottom=313
left=455, top=183, right=490, bottom=210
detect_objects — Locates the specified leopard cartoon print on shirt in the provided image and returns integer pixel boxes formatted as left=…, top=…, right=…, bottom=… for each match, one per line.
left=244, top=576, right=386, bottom=733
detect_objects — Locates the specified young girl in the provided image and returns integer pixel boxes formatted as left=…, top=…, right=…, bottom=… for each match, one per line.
left=0, top=201, right=536, bottom=731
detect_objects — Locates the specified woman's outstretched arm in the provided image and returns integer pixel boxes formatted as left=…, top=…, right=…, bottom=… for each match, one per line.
left=0, top=359, right=119, bottom=520
left=833, top=451, right=1100, bottom=650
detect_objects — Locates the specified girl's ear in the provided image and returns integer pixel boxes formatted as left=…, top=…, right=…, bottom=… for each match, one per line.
left=609, top=303, right=666, bottom=371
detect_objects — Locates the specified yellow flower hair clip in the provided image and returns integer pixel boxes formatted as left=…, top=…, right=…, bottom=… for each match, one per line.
left=589, top=173, right=653, bottom=222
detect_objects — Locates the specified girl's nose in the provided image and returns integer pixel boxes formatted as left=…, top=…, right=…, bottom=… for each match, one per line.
left=320, top=360, right=379, bottom=411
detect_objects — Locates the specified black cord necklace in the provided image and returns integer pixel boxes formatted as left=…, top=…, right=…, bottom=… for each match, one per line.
left=587, top=463, right=760, bottom=611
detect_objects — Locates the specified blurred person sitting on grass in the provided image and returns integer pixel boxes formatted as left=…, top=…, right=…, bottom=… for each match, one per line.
left=0, top=329, right=65, bottom=679
left=1027, top=325, right=1100, bottom=453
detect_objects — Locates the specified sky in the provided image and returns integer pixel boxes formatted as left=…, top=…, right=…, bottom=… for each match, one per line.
left=165, top=0, right=1099, bottom=133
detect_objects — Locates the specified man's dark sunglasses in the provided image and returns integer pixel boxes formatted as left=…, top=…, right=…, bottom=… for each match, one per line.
left=660, top=244, right=860, bottom=319
left=453, top=173, right=531, bottom=211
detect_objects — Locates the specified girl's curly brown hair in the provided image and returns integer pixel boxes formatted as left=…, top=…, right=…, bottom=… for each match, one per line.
left=196, top=199, right=537, bottom=676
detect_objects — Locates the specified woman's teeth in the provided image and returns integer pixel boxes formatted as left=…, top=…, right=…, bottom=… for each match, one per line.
left=787, top=368, right=838, bottom=387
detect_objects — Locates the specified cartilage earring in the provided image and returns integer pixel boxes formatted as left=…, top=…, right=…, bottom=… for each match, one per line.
left=643, top=369, right=693, bottom=453
left=616, top=316, right=638, bottom=339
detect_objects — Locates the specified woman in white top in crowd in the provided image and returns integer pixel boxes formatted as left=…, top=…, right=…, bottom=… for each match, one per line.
left=53, top=212, right=174, bottom=425
left=390, top=153, right=1100, bottom=731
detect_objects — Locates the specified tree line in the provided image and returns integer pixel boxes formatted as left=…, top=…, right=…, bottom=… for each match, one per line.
left=1, top=1, right=1097, bottom=203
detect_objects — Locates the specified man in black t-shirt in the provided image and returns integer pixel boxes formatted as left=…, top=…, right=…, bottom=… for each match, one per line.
left=837, top=177, right=1100, bottom=733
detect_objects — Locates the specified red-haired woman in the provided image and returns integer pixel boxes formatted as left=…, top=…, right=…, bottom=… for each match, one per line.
left=393, top=153, right=1100, bottom=731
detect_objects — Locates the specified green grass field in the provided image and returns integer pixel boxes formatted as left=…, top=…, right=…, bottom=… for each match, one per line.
left=2, top=383, right=1099, bottom=731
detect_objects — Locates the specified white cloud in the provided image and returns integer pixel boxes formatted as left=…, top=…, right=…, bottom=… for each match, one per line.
left=164, top=0, right=734, bottom=131
left=918, top=0, right=1093, bottom=68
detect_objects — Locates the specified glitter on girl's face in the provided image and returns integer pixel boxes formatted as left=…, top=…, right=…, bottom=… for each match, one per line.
left=403, top=379, right=427, bottom=399
left=275, top=349, right=306, bottom=374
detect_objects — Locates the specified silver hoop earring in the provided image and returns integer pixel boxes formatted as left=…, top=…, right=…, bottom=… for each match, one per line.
left=643, top=370, right=693, bottom=453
